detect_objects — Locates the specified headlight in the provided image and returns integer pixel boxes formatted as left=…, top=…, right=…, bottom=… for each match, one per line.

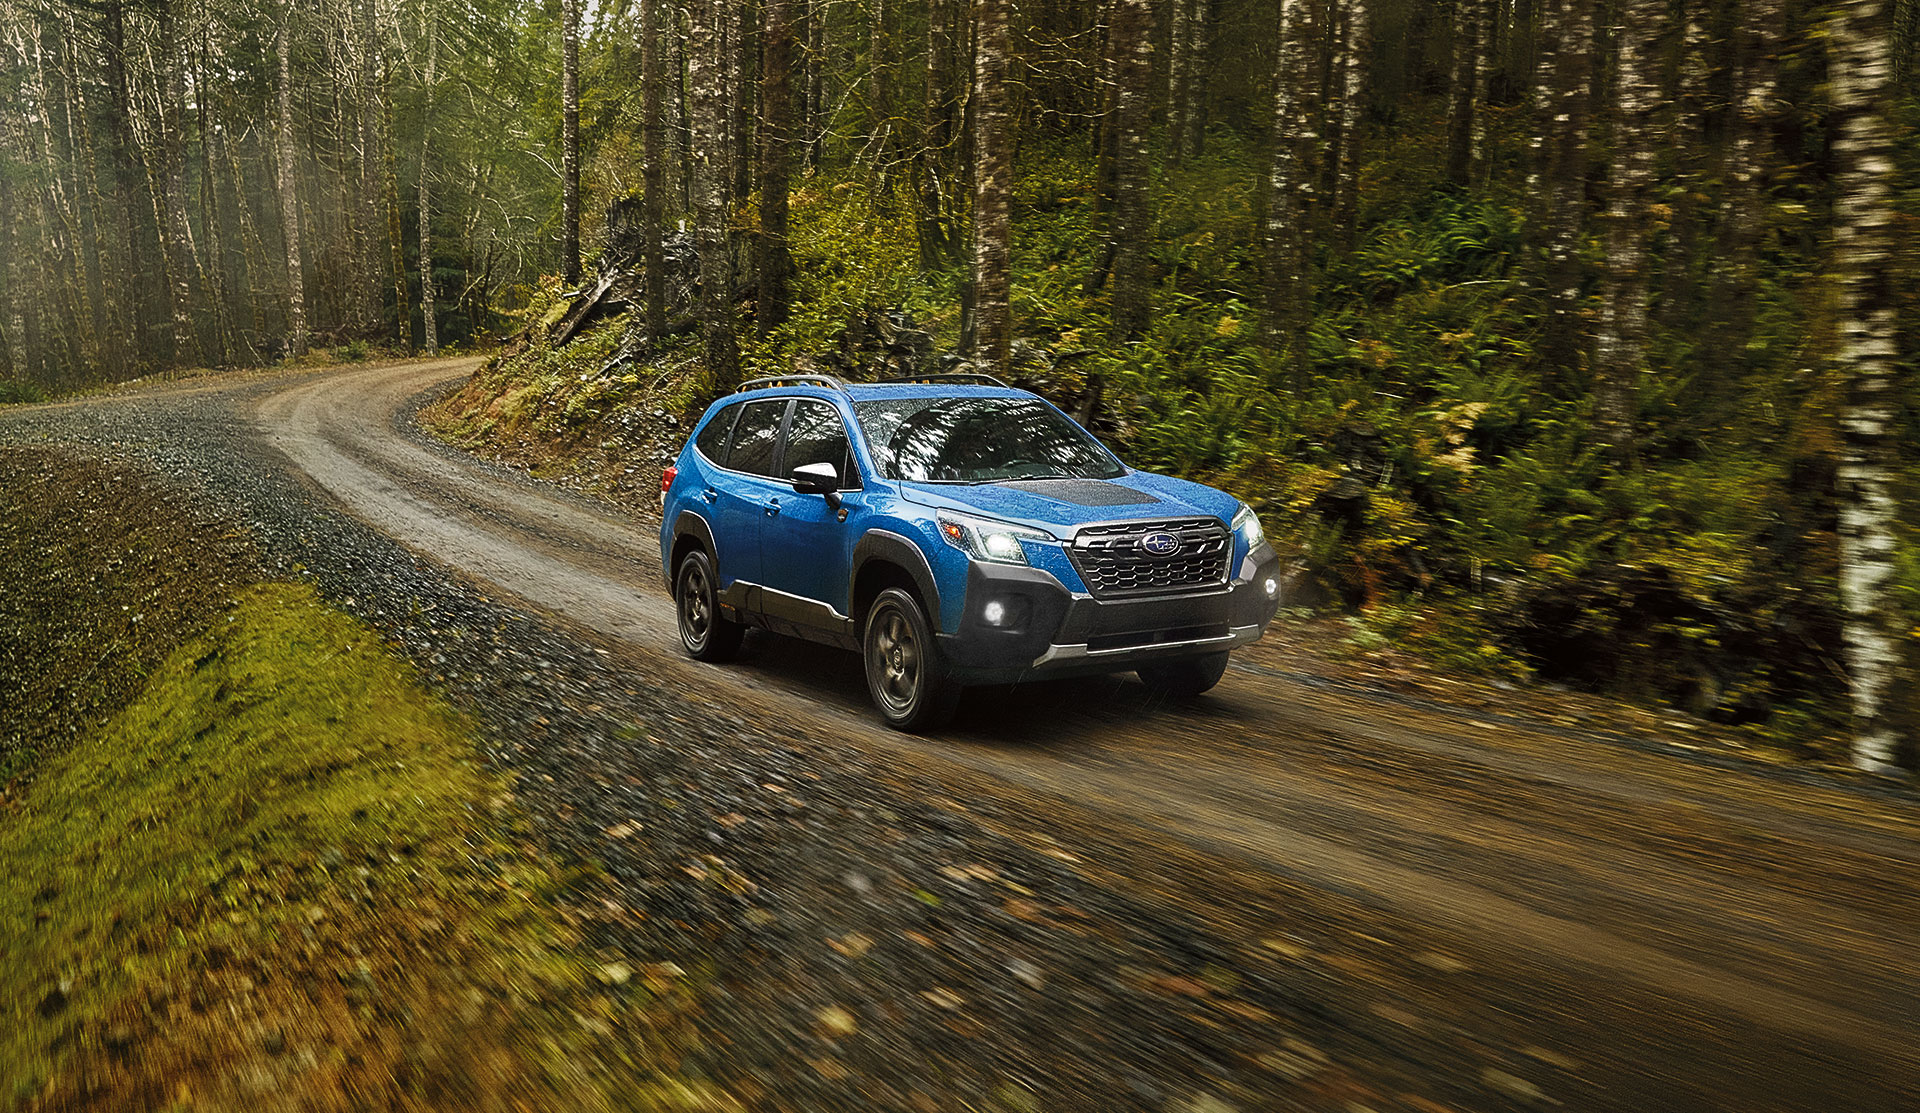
left=1232, top=502, right=1266, bottom=549
left=936, top=510, right=1047, bottom=565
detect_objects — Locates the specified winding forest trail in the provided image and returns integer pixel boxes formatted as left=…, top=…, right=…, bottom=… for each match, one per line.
left=13, top=358, right=1919, bottom=1111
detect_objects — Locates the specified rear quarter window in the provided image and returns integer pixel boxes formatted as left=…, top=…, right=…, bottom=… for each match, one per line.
left=694, top=402, right=742, bottom=463
left=725, top=399, right=789, bottom=476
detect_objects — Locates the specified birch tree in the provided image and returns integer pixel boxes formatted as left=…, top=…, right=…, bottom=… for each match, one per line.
left=1830, top=0, right=1913, bottom=771
left=1592, top=0, right=1661, bottom=457
left=1260, top=0, right=1306, bottom=352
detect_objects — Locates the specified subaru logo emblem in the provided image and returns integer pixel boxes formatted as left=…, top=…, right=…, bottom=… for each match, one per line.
left=1139, top=532, right=1180, bottom=557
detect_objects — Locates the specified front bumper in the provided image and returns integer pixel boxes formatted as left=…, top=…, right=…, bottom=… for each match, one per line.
left=935, top=543, right=1282, bottom=684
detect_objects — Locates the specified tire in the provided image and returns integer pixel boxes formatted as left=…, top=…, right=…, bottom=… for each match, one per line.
left=1137, top=651, right=1230, bottom=697
left=863, top=588, right=961, bottom=732
left=675, top=549, right=744, bottom=662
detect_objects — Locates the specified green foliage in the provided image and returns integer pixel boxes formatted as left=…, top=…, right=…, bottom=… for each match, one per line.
left=0, top=582, right=490, bottom=1090
left=0, top=380, right=45, bottom=405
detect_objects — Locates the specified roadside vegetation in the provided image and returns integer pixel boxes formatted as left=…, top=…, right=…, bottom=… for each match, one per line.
left=430, top=109, right=1916, bottom=763
left=0, top=453, right=725, bottom=1112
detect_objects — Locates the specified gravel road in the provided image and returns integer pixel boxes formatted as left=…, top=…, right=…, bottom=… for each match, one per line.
left=5, top=358, right=1917, bottom=1113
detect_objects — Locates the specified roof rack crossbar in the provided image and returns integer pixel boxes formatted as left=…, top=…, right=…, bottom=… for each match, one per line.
left=734, top=373, right=847, bottom=394
left=877, top=372, right=1011, bottom=387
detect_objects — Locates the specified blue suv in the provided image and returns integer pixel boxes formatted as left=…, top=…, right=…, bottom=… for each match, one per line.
left=659, top=373, right=1281, bottom=730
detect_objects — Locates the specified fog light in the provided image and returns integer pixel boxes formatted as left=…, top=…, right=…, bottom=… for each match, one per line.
left=1264, top=578, right=1279, bottom=599
left=983, top=600, right=1007, bottom=625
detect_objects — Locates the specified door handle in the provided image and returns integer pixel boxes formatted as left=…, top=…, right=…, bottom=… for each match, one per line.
left=701, top=487, right=718, bottom=503
left=763, top=497, right=781, bottom=517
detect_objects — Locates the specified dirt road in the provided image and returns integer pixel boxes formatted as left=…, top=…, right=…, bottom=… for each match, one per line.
left=16, top=359, right=1920, bottom=1111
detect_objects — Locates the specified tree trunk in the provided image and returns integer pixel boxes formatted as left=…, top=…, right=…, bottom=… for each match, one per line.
left=1260, top=0, right=1306, bottom=352
left=419, top=0, right=437, bottom=356
left=1593, top=0, right=1661, bottom=458
left=691, top=0, right=739, bottom=384
left=356, top=0, right=384, bottom=335
left=1168, top=0, right=1190, bottom=165
left=1540, top=0, right=1592, bottom=376
left=1830, top=0, right=1913, bottom=771
left=383, top=45, right=410, bottom=352
left=917, top=0, right=961, bottom=268
left=1446, top=0, right=1487, bottom=186
left=1108, top=0, right=1155, bottom=341
left=1710, top=0, right=1782, bottom=373
left=1526, top=0, right=1561, bottom=217
left=970, top=0, right=1012, bottom=374
left=562, top=0, right=582, bottom=286
left=1330, top=0, right=1371, bottom=249
left=758, top=0, right=795, bottom=331
left=156, top=0, right=202, bottom=367
left=641, top=0, right=670, bottom=340
left=191, top=5, right=234, bottom=365
left=276, top=1, right=308, bottom=358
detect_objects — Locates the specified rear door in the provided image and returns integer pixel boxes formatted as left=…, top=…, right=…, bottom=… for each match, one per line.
left=760, top=398, right=862, bottom=623
left=709, top=397, right=789, bottom=590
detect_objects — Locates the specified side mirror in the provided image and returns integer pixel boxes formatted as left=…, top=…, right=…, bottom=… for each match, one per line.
left=789, top=461, right=843, bottom=512
left=789, top=461, right=839, bottom=495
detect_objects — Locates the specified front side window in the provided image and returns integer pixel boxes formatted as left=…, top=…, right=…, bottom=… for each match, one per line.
left=853, top=396, right=1123, bottom=483
left=783, top=400, right=859, bottom=487
left=725, top=399, right=788, bottom=477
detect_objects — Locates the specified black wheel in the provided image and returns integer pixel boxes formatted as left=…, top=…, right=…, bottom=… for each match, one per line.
left=1137, top=651, right=1230, bottom=697
left=675, top=549, right=743, bottom=662
left=864, top=588, right=961, bottom=731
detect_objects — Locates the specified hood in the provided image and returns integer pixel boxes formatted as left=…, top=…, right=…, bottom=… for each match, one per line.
left=896, top=471, right=1238, bottom=537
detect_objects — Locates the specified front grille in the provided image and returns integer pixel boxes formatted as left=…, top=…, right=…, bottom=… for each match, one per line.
left=1068, top=517, right=1231, bottom=599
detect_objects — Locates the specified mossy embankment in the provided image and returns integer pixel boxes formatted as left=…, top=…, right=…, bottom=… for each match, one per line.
left=0, top=451, right=729, bottom=1112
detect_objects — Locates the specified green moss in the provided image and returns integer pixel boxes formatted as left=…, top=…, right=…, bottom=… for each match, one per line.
left=0, top=581, right=492, bottom=1094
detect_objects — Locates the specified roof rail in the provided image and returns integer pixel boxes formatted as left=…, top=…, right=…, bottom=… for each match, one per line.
left=877, top=372, right=1011, bottom=388
left=734, top=373, right=847, bottom=394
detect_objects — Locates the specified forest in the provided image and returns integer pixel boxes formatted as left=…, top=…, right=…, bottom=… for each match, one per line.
left=0, top=0, right=1914, bottom=769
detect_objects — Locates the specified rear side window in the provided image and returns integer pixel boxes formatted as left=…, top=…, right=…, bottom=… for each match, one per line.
left=725, top=399, right=788, bottom=477
left=783, top=400, right=859, bottom=487
left=694, top=402, right=741, bottom=463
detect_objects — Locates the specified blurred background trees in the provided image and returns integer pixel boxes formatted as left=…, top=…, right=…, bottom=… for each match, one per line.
left=0, top=0, right=1914, bottom=765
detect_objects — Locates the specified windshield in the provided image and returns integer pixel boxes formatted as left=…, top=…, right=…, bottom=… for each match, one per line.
left=852, top=396, right=1124, bottom=483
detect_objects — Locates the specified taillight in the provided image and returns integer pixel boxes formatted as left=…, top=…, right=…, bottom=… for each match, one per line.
left=660, top=464, right=678, bottom=494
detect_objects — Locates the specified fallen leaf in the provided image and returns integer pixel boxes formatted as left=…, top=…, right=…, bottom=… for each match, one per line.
left=828, top=932, right=873, bottom=958
left=815, top=1006, right=858, bottom=1038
